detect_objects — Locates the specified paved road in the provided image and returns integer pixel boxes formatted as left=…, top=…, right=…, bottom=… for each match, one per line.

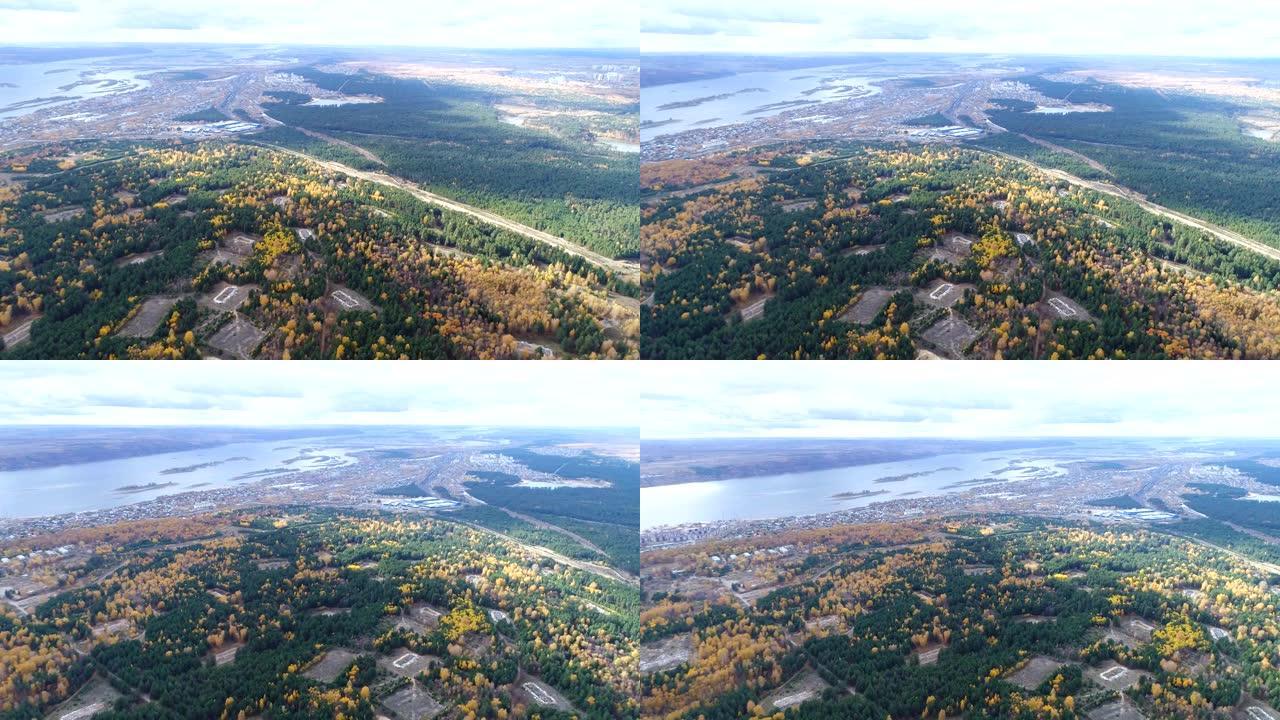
left=982, top=147, right=1280, bottom=265
left=258, top=143, right=641, bottom=283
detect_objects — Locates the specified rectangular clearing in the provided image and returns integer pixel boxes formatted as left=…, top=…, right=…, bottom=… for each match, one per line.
left=1043, top=293, right=1091, bottom=321
left=921, top=315, right=980, bottom=357
left=517, top=673, right=574, bottom=712
left=41, top=207, right=84, bottom=223
left=1088, top=700, right=1146, bottom=720
left=917, top=280, right=973, bottom=308
left=737, top=292, right=775, bottom=323
left=1009, top=656, right=1067, bottom=690
left=1090, top=661, right=1146, bottom=691
left=302, top=649, right=359, bottom=683
left=218, top=231, right=261, bottom=257
left=208, top=317, right=267, bottom=359
left=328, top=285, right=374, bottom=313
left=640, top=633, right=693, bottom=674
left=378, top=649, right=435, bottom=678
left=764, top=667, right=829, bottom=712
left=117, top=297, right=179, bottom=338
left=200, top=282, right=257, bottom=311
left=381, top=684, right=445, bottom=720
left=1, top=314, right=39, bottom=350
left=839, top=287, right=895, bottom=325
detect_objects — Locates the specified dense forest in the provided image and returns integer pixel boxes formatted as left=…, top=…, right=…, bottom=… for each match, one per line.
left=259, top=68, right=639, bottom=259
left=984, top=76, right=1280, bottom=247
left=640, top=517, right=1280, bottom=720
left=1181, top=483, right=1280, bottom=534
left=641, top=142, right=1280, bottom=359
left=0, top=509, right=638, bottom=720
left=0, top=142, right=637, bottom=359
left=461, top=449, right=640, bottom=574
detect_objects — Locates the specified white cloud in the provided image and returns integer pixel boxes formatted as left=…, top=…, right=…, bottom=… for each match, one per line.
left=640, top=361, right=1280, bottom=439
left=642, top=0, right=1280, bottom=57
left=0, top=362, right=640, bottom=428
left=0, top=0, right=636, bottom=48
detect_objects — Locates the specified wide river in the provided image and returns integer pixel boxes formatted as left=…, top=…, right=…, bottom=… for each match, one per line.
left=0, top=438, right=359, bottom=518
left=641, top=449, right=1069, bottom=529
left=641, top=64, right=883, bottom=142
left=0, top=58, right=152, bottom=120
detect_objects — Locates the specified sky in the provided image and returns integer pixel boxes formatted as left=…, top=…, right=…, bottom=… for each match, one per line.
left=0, top=0, right=636, bottom=48
left=641, top=362, right=1280, bottom=440
left=642, top=0, right=1280, bottom=57
left=0, top=362, right=639, bottom=429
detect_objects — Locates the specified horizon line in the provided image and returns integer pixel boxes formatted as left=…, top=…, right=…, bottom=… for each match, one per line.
left=638, top=48, right=1280, bottom=61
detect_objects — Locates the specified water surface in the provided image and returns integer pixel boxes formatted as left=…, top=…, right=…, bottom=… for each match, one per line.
left=0, top=59, right=151, bottom=120
left=641, top=64, right=882, bottom=142
left=0, top=438, right=357, bottom=518
left=641, top=450, right=1068, bottom=529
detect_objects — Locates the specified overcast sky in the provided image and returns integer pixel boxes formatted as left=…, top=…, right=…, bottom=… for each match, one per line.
left=0, top=362, right=638, bottom=428
left=0, top=0, right=635, bottom=48
left=642, top=0, right=1280, bottom=57
left=641, top=362, right=1280, bottom=439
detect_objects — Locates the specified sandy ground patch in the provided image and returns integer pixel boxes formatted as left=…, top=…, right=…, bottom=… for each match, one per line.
left=328, top=285, right=375, bottom=312
left=916, top=280, right=974, bottom=309
left=921, top=313, right=980, bottom=357
left=641, top=633, right=693, bottom=674
left=41, top=206, right=84, bottom=223
left=840, top=287, right=895, bottom=324
left=1008, top=656, right=1067, bottom=690
left=1088, top=699, right=1146, bottom=720
left=381, top=683, right=445, bottom=720
left=117, top=296, right=180, bottom=338
left=208, top=316, right=267, bottom=359
left=1041, top=293, right=1092, bottom=321
left=302, top=648, right=359, bottom=683
left=737, top=292, right=775, bottom=322
left=764, top=667, right=829, bottom=711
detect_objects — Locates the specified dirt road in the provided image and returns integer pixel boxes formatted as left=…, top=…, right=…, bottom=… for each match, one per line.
left=498, top=506, right=608, bottom=555
left=1176, top=533, right=1280, bottom=576
left=983, top=147, right=1280, bottom=265
left=1018, top=134, right=1112, bottom=176
left=294, top=127, right=386, bottom=166
left=259, top=144, right=641, bottom=283
left=459, top=519, right=638, bottom=586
